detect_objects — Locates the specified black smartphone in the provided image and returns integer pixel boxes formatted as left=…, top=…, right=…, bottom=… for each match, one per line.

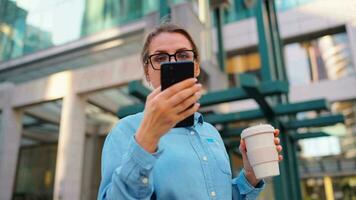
left=161, top=61, right=195, bottom=127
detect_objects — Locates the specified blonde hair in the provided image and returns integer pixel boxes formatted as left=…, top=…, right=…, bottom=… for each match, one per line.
left=141, top=22, right=200, bottom=77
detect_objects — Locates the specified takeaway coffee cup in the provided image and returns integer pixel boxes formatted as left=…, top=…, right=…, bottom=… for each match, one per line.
left=241, top=124, right=280, bottom=179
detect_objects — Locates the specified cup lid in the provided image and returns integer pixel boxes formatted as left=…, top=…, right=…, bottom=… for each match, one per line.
left=241, top=124, right=275, bottom=139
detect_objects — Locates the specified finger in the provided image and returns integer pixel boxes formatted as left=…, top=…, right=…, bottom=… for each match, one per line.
left=274, top=137, right=280, bottom=145
left=169, top=83, right=202, bottom=107
left=274, top=129, right=280, bottom=137
left=160, top=78, right=197, bottom=99
left=239, top=139, right=246, bottom=152
left=278, top=155, right=283, bottom=161
left=176, top=102, right=200, bottom=122
left=276, top=145, right=283, bottom=152
left=173, top=91, right=202, bottom=113
left=239, top=140, right=249, bottom=161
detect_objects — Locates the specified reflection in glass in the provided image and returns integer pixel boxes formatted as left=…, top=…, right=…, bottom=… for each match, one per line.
left=284, top=43, right=311, bottom=86
left=0, top=0, right=160, bottom=62
left=332, top=101, right=356, bottom=158
left=317, top=33, right=354, bottom=80
left=13, top=144, right=57, bottom=200
left=284, top=32, right=354, bottom=85
left=297, top=100, right=356, bottom=199
left=226, top=52, right=261, bottom=86
left=222, top=0, right=315, bottom=24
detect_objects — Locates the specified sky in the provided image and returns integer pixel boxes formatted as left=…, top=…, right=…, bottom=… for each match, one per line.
left=14, top=0, right=85, bottom=44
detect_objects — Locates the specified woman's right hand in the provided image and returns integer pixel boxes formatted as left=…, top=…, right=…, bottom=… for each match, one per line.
left=135, top=78, right=202, bottom=153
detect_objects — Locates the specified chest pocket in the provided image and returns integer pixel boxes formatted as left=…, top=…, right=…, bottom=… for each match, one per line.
left=204, top=137, right=232, bottom=175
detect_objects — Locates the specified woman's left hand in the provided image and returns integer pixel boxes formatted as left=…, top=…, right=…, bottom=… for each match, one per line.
left=239, top=129, right=283, bottom=187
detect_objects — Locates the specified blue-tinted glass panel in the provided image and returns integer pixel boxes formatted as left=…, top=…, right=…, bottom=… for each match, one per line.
left=0, top=0, right=160, bottom=62
left=284, top=43, right=311, bottom=86
left=285, top=32, right=354, bottom=85
left=222, top=0, right=315, bottom=24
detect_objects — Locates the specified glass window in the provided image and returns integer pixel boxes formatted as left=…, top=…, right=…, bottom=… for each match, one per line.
left=298, top=100, right=356, bottom=200
left=285, top=32, right=354, bottom=85
left=0, top=0, right=159, bottom=62
left=14, top=144, right=57, bottom=199
left=275, top=0, right=314, bottom=12
left=284, top=43, right=311, bottom=86
left=332, top=101, right=356, bottom=158
left=317, top=33, right=354, bottom=80
left=0, top=111, right=2, bottom=139
left=226, top=32, right=354, bottom=87
left=223, top=0, right=255, bottom=24
left=226, top=52, right=261, bottom=86
left=221, top=0, right=315, bottom=24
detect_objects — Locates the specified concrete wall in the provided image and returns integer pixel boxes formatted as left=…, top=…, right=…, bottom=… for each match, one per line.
left=213, top=0, right=356, bottom=56
left=0, top=53, right=142, bottom=200
left=1, top=0, right=356, bottom=199
left=215, top=0, right=356, bottom=112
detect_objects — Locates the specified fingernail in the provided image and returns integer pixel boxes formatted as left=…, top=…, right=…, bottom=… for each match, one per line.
left=195, top=92, right=202, bottom=98
left=193, top=78, right=198, bottom=82
left=196, top=83, right=202, bottom=88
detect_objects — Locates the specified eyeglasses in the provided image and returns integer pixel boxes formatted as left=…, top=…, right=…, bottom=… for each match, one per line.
left=146, top=50, right=196, bottom=70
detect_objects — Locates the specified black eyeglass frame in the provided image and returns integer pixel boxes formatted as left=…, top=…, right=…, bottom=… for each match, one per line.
left=146, top=49, right=196, bottom=70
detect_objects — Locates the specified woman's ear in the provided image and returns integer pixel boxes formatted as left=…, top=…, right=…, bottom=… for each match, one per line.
left=144, top=65, right=150, bottom=82
left=194, top=62, right=200, bottom=78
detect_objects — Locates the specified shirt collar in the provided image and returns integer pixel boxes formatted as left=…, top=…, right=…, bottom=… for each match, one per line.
left=140, top=111, right=203, bottom=126
left=194, top=112, right=204, bottom=126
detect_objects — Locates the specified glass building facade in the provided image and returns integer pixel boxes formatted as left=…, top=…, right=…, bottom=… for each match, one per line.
left=0, top=0, right=160, bottom=62
left=226, top=31, right=354, bottom=86
left=220, top=0, right=315, bottom=24
left=225, top=29, right=356, bottom=200
left=13, top=144, right=57, bottom=200
left=0, top=0, right=317, bottom=62
left=285, top=32, right=354, bottom=86
left=1, top=0, right=356, bottom=200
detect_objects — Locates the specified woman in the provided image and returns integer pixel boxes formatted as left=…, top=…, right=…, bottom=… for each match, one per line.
left=98, top=22, right=283, bottom=200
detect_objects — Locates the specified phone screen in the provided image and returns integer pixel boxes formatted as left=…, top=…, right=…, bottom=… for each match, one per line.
left=161, top=61, right=195, bottom=127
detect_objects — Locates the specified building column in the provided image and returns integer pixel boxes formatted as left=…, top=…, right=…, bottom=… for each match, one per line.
left=346, top=20, right=356, bottom=72
left=0, top=84, right=23, bottom=200
left=81, top=127, right=101, bottom=200
left=171, top=2, right=228, bottom=90
left=324, top=176, right=335, bottom=200
left=53, top=90, right=87, bottom=200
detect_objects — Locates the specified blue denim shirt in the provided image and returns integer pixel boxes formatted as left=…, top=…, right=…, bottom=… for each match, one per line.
left=98, top=112, right=265, bottom=200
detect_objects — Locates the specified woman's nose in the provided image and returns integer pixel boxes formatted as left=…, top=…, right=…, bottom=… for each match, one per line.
left=168, top=55, right=177, bottom=62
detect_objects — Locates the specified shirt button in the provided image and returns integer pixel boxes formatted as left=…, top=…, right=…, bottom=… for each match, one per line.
left=202, top=156, right=208, bottom=161
left=211, top=191, right=216, bottom=197
left=190, top=131, right=195, bottom=135
left=142, top=177, right=149, bottom=185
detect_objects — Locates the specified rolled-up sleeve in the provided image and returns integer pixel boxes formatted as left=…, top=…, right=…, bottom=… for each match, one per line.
left=97, top=125, right=163, bottom=200
left=232, top=169, right=265, bottom=200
